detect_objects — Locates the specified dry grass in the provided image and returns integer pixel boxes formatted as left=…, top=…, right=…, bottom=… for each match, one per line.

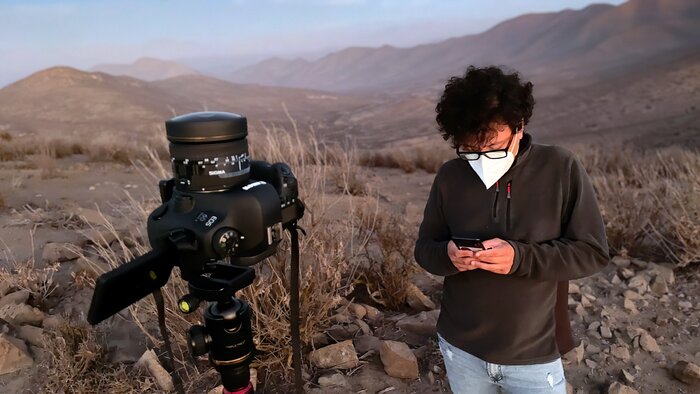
left=572, top=144, right=700, bottom=267
left=359, top=143, right=450, bottom=174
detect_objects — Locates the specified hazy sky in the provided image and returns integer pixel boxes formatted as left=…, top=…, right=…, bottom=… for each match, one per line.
left=1, top=0, right=626, bottom=85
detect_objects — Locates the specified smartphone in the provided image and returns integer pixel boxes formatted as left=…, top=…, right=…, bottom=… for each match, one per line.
left=452, top=237, right=485, bottom=251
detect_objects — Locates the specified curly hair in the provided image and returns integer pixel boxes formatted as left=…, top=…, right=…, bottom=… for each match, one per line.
left=435, top=65, right=535, bottom=150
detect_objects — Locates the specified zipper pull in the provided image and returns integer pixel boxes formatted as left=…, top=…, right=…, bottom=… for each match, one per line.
left=496, top=180, right=500, bottom=192
left=507, top=181, right=511, bottom=199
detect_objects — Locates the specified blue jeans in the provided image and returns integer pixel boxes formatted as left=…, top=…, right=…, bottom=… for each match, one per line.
left=437, top=333, right=567, bottom=394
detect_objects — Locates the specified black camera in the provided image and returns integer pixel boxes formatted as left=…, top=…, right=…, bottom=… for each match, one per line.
left=87, top=112, right=305, bottom=393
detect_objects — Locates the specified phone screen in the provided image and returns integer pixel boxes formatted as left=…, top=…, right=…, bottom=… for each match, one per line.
left=452, top=237, right=484, bottom=251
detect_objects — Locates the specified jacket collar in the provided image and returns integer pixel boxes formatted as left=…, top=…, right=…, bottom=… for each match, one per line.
left=511, top=132, right=533, bottom=169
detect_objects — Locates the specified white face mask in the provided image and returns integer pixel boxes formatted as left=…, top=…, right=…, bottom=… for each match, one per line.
left=468, top=133, right=518, bottom=189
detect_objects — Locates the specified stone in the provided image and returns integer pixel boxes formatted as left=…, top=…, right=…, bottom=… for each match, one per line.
left=360, top=303, right=382, bottom=321
left=326, top=323, right=361, bottom=341
left=584, top=359, right=597, bottom=368
left=650, top=276, right=668, bottom=295
left=562, top=341, right=584, bottom=366
left=0, top=303, right=45, bottom=326
left=76, top=256, right=111, bottom=278
left=623, top=298, right=638, bottom=314
left=575, top=304, right=586, bottom=317
left=652, top=264, right=675, bottom=285
left=611, top=274, right=622, bottom=284
left=318, top=372, right=350, bottom=388
left=0, top=334, right=34, bottom=375
left=672, top=360, right=700, bottom=385
left=620, top=268, right=635, bottom=279
left=588, top=321, right=601, bottom=331
left=581, top=296, right=593, bottom=308
left=309, top=340, right=359, bottom=369
left=347, top=303, right=367, bottom=320
left=404, top=283, right=436, bottom=311
left=354, top=335, right=381, bottom=354
left=42, top=315, right=65, bottom=331
left=678, top=301, right=693, bottom=310
left=601, top=325, right=613, bottom=339
left=355, top=318, right=372, bottom=336
left=135, top=349, right=175, bottom=392
left=621, top=369, right=636, bottom=384
left=396, top=310, right=439, bottom=337
left=41, top=242, right=80, bottom=264
left=607, top=382, right=639, bottom=394
left=627, top=275, right=648, bottom=294
left=586, top=344, right=601, bottom=354
left=16, top=325, right=44, bottom=348
left=639, top=331, right=661, bottom=353
left=610, top=345, right=631, bottom=361
left=0, top=290, right=31, bottom=308
left=380, top=340, right=419, bottom=379
left=623, top=290, right=642, bottom=300
left=569, top=283, right=581, bottom=294
left=611, top=256, right=631, bottom=268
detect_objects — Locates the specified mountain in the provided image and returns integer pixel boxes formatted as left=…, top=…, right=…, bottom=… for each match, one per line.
left=229, top=0, right=700, bottom=94
left=0, top=67, right=375, bottom=143
left=92, top=57, right=200, bottom=81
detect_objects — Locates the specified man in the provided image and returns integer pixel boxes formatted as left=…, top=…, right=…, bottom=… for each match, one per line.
left=414, top=66, right=610, bottom=393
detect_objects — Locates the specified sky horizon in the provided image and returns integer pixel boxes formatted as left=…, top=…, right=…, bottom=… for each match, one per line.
left=1, top=0, right=626, bottom=86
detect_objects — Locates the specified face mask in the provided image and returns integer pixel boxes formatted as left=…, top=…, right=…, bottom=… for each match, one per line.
left=466, top=132, right=518, bottom=189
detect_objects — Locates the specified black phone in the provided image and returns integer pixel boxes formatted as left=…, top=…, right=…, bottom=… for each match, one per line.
left=452, top=237, right=485, bottom=251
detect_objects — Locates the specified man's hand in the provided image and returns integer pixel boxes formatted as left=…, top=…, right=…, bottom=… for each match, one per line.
left=470, top=238, right=516, bottom=275
left=447, top=240, right=479, bottom=272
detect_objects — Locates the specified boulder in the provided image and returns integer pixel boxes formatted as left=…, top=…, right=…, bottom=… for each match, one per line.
left=379, top=340, right=419, bottom=379
left=346, top=303, right=367, bottom=320
left=16, top=325, right=44, bottom=348
left=639, top=331, right=661, bottom=353
left=360, top=303, right=383, bottom=321
left=309, top=340, right=359, bottom=369
left=318, top=373, right=350, bottom=389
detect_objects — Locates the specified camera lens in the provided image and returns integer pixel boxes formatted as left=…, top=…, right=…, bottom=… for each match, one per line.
left=166, top=112, right=250, bottom=192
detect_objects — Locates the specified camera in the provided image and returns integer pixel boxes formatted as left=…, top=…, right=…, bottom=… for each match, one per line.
left=87, top=111, right=305, bottom=393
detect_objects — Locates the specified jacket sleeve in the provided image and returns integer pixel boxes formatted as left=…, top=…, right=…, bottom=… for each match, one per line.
left=506, top=154, right=610, bottom=281
left=414, top=168, right=460, bottom=276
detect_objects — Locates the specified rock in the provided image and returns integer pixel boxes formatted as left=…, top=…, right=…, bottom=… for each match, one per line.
left=584, top=359, right=597, bottom=368
left=639, top=331, right=661, bottom=353
left=678, top=301, right=693, bottom=310
left=610, top=345, right=631, bottom=361
left=76, top=256, right=111, bottom=277
left=41, top=242, right=80, bottom=264
left=404, top=283, right=436, bottom=311
left=347, top=303, right=367, bottom=320
left=135, top=349, right=174, bottom=392
left=0, top=290, right=31, bottom=308
left=309, top=340, right=359, bottom=369
left=607, top=382, right=639, bottom=394
left=566, top=381, right=574, bottom=394
left=588, top=321, right=601, bottom=331
left=586, top=344, right=601, bottom=354
left=0, top=334, right=34, bottom=375
left=318, top=372, right=350, bottom=388
left=563, top=342, right=585, bottom=365
left=569, top=283, right=581, bottom=294
left=627, top=275, right=648, bottom=294
left=354, top=335, right=381, bottom=354
left=575, top=304, right=586, bottom=317
left=77, top=227, right=118, bottom=248
left=396, top=310, right=439, bottom=337
left=651, top=264, right=675, bottom=285
left=650, top=276, right=668, bottom=295
left=326, top=323, right=361, bottom=341
left=0, top=303, right=45, bottom=326
left=611, top=274, right=622, bottom=284
left=355, top=318, right=372, bottom=336
left=311, top=332, right=330, bottom=348
left=379, top=340, right=419, bottom=379
left=581, top=296, right=593, bottom=308
left=361, top=303, right=383, bottom=321
left=620, top=268, right=635, bottom=280
left=42, top=315, right=65, bottom=331
left=621, top=369, right=636, bottom=384
left=623, top=298, right=638, bottom=314
left=672, top=360, right=700, bottom=385
left=16, top=325, right=44, bottom=348
left=623, top=290, right=642, bottom=300
left=601, top=325, right=613, bottom=339
left=630, top=258, right=647, bottom=269
left=611, top=256, right=631, bottom=268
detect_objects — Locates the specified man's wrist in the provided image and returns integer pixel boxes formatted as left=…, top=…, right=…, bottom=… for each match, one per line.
left=506, top=239, right=521, bottom=275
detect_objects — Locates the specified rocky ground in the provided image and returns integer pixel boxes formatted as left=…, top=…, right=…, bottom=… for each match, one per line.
left=0, top=160, right=698, bottom=393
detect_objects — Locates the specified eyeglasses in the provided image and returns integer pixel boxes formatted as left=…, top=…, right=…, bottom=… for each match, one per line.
left=456, top=132, right=516, bottom=161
